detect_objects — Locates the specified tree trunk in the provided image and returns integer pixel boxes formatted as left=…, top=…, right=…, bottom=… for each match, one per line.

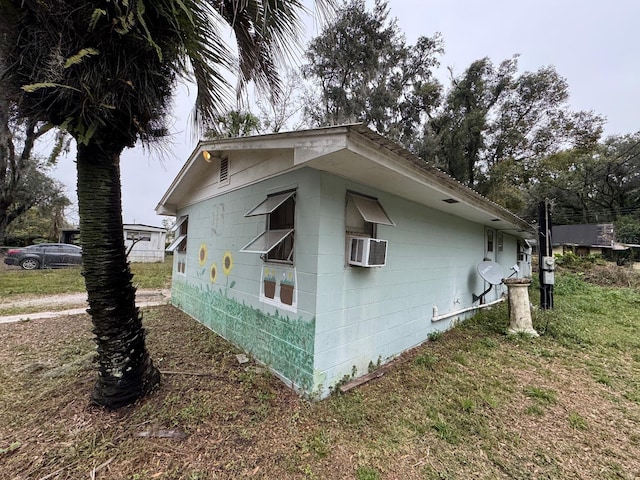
left=76, top=142, right=160, bottom=409
left=0, top=209, right=8, bottom=245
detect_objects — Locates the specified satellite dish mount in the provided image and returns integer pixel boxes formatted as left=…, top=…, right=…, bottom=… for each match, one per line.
left=473, top=260, right=504, bottom=303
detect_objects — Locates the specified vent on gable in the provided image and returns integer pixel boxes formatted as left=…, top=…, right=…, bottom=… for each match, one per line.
left=219, top=157, right=229, bottom=186
left=348, top=236, right=388, bottom=267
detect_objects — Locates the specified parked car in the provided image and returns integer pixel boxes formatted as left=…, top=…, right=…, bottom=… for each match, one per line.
left=3, top=243, right=82, bottom=270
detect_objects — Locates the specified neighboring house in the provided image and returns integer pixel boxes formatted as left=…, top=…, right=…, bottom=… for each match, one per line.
left=552, top=223, right=640, bottom=266
left=59, top=228, right=80, bottom=245
left=156, top=124, right=535, bottom=398
left=62, top=225, right=167, bottom=263
left=123, top=224, right=167, bottom=263
left=552, top=224, right=617, bottom=256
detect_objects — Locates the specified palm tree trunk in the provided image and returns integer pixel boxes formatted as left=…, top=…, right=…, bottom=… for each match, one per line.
left=76, top=142, right=160, bottom=409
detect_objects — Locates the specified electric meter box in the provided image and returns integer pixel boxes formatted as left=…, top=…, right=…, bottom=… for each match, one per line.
left=541, top=256, right=555, bottom=284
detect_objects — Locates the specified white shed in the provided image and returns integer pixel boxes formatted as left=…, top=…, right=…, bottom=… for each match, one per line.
left=123, top=224, right=167, bottom=263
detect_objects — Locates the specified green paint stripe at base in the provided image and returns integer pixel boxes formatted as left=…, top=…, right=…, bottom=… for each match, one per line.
left=171, top=281, right=315, bottom=391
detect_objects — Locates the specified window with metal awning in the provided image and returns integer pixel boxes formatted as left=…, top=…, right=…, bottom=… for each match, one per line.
left=166, top=215, right=188, bottom=275
left=240, top=190, right=296, bottom=263
left=348, top=192, right=395, bottom=226
left=346, top=191, right=395, bottom=240
left=344, top=192, right=395, bottom=267
left=166, top=215, right=188, bottom=252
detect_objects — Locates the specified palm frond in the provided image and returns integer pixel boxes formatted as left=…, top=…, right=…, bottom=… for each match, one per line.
left=0, top=0, right=336, bottom=144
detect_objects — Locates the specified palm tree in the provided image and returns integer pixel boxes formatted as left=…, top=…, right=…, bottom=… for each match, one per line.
left=0, top=0, right=331, bottom=409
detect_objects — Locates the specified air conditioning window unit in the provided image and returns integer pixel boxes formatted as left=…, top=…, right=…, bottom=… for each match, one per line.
left=348, top=236, right=388, bottom=267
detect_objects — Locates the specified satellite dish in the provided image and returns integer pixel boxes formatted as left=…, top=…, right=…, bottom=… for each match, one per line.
left=473, top=260, right=504, bottom=303
left=477, top=261, right=504, bottom=285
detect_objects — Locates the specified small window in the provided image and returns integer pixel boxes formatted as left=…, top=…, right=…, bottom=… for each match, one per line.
left=167, top=216, right=188, bottom=275
left=241, top=191, right=295, bottom=263
left=497, top=232, right=504, bottom=253
left=127, top=231, right=151, bottom=242
left=487, top=230, right=494, bottom=253
left=345, top=192, right=394, bottom=266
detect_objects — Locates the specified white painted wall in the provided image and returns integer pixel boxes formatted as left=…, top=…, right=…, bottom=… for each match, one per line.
left=124, top=227, right=166, bottom=263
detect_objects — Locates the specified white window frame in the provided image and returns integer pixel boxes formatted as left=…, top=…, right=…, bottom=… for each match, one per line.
left=126, top=231, right=151, bottom=242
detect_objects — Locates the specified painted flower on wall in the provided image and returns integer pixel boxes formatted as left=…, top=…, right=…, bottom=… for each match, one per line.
left=222, top=251, right=233, bottom=275
left=210, top=263, right=218, bottom=283
left=281, top=272, right=295, bottom=286
left=263, top=268, right=275, bottom=282
left=198, top=243, right=208, bottom=266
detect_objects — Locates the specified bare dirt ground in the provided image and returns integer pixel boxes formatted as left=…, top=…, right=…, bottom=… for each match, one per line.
left=0, top=289, right=171, bottom=323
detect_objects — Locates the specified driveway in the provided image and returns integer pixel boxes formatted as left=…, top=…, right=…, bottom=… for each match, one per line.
left=0, top=289, right=171, bottom=324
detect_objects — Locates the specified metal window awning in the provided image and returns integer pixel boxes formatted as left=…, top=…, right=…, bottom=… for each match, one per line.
left=166, top=234, right=187, bottom=252
left=240, top=229, right=294, bottom=254
left=349, top=193, right=395, bottom=226
left=244, top=191, right=295, bottom=217
left=170, top=215, right=188, bottom=232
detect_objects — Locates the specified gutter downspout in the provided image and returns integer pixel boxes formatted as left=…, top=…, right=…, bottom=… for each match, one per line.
left=431, top=297, right=505, bottom=322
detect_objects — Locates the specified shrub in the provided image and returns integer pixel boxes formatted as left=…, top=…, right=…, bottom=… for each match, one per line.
left=554, top=252, right=602, bottom=270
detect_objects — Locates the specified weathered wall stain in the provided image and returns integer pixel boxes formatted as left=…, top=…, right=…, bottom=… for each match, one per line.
left=210, top=204, right=225, bottom=237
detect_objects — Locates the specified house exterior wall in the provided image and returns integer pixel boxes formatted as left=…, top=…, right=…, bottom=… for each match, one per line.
left=312, top=173, right=521, bottom=395
left=168, top=165, right=524, bottom=398
left=124, top=229, right=166, bottom=263
left=169, top=168, right=321, bottom=393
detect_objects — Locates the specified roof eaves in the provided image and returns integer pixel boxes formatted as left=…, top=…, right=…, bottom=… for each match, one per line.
left=346, top=125, right=535, bottom=234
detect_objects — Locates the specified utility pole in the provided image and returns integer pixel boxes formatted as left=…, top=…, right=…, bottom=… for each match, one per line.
left=538, top=200, right=554, bottom=309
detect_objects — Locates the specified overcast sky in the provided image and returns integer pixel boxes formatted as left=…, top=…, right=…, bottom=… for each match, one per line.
left=50, top=0, right=640, bottom=227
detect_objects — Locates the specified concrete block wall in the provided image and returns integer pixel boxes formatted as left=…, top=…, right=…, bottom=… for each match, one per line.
left=168, top=165, right=524, bottom=397
left=312, top=172, right=521, bottom=395
left=169, top=168, right=322, bottom=392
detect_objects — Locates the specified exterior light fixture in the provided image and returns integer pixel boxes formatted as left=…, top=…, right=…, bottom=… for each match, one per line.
left=202, top=150, right=212, bottom=162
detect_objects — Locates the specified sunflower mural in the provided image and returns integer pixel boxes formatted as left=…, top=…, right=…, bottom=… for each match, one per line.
left=191, top=243, right=210, bottom=280
left=210, top=263, right=218, bottom=283
left=222, top=251, right=233, bottom=275
left=198, top=243, right=208, bottom=266
left=221, top=251, right=235, bottom=293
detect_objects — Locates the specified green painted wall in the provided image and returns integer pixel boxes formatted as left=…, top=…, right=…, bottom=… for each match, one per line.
left=169, top=168, right=322, bottom=393
left=172, top=280, right=315, bottom=391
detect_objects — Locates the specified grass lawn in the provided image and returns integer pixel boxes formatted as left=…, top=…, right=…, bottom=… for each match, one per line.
left=0, top=260, right=172, bottom=296
left=0, top=270, right=639, bottom=479
left=0, top=261, right=173, bottom=316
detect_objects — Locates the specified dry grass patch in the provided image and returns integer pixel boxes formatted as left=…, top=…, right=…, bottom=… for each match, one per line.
left=1, top=274, right=640, bottom=479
